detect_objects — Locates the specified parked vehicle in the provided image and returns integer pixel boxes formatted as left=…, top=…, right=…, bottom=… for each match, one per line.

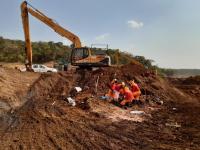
left=32, top=64, right=57, bottom=72
left=20, top=64, right=57, bottom=73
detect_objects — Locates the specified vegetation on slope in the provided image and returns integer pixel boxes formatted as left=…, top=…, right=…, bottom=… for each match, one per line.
left=1, top=36, right=199, bottom=76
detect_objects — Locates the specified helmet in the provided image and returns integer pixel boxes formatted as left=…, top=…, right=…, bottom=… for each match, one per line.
left=129, top=79, right=135, bottom=85
left=111, top=79, right=117, bottom=84
left=121, top=82, right=126, bottom=87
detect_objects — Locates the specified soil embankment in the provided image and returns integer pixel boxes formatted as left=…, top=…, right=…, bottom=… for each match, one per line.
left=0, top=63, right=199, bottom=149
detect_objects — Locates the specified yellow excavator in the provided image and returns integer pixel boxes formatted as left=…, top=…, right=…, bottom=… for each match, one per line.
left=21, top=1, right=111, bottom=71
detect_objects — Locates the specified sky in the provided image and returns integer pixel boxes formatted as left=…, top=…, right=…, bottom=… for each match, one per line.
left=0, top=0, right=200, bottom=69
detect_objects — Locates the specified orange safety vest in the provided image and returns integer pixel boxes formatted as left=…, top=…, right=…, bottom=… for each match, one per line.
left=130, top=83, right=140, bottom=93
left=122, top=87, right=134, bottom=100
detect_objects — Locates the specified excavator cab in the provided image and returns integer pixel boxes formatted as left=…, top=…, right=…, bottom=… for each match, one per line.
left=71, top=47, right=111, bottom=67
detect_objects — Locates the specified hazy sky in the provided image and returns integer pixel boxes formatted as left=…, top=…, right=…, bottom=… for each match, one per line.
left=0, top=0, right=200, bottom=69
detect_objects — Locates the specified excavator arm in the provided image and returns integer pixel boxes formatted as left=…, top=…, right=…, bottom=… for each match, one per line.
left=21, top=1, right=111, bottom=70
left=21, top=1, right=81, bottom=70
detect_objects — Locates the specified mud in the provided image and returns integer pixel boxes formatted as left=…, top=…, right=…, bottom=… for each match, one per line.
left=0, top=63, right=200, bottom=149
left=168, top=77, right=200, bottom=102
left=0, top=67, right=40, bottom=115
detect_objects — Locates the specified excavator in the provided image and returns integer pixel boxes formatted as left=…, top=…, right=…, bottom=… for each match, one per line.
left=21, top=1, right=111, bottom=71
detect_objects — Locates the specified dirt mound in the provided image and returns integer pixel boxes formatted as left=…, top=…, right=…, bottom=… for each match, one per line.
left=74, top=63, right=147, bottom=95
left=182, top=76, right=200, bottom=85
left=121, top=62, right=147, bottom=76
left=168, top=76, right=200, bottom=101
left=0, top=67, right=40, bottom=115
left=0, top=70, right=150, bottom=149
left=0, top=63, right=200, bottom=149
left=76, top=63, right=172, bottom=103
left=170, top=76, right=200, bottom=85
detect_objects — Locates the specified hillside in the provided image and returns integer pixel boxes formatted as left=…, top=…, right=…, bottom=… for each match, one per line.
left=0, top=36, right=154, bottom=67
left=2, top=36, right=200, bottom=78
left=0, top=36, right=71, bottom=63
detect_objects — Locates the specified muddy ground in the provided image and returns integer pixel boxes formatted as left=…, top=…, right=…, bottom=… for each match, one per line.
left=0, top=63, right=200, bottom=150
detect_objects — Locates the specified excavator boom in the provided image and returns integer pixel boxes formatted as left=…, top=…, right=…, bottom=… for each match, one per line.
left=21, top=1, right=110, bottom=70
left=21, top=1, right=81, bottom=70
left=21, top=1, right=32, bottom=70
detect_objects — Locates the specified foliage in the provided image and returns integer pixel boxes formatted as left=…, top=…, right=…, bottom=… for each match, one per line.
left=0, top=36, right=180, bottom=76
left=133, top=56, right=154, bottom=69
left=0, top=36, right=137, bottom=65
left=0, top=37, right=71, bottom=63
left=159, top=68, right=175, bottom=76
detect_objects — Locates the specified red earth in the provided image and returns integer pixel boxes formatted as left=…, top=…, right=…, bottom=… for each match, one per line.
left=0, top=63, right=199, bottom=149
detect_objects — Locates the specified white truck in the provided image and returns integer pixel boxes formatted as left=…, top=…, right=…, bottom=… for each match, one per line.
left=21, top=64, right=57, bottom=73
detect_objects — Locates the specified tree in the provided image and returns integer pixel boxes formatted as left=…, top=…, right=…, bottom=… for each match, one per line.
left=134, top=56, right=154, bottom=69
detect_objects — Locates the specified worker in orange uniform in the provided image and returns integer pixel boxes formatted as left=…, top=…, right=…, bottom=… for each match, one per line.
left=105, top=79, right=120, bottom=101
left=120, top=82, right=134, bottom=106
left=129, top=79, right=141, bottom=100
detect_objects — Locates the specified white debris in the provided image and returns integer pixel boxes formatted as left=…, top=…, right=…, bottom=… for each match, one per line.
left=74, top=87, right=82, bottom=92
left=165, top=122, right=181, bottom=128
left=52, top=101, right=56, bottom=106
left=19, top=67, right=24, bottom=72
left=130, top=110, right=145, bottom=115
left=67, top=97, right=76, bottom=106
left=156, top=100, right=164, bottom=105
left=172, top=107, right=177, bottom=110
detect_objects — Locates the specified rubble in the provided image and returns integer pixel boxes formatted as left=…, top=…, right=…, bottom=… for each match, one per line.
left=74, top=87, right=82, bottom=92
left=67, top=97, right=76, bottom=106
left=165, top=122, right=181, bottom=128
left=130, top=110, right=145, bottom=115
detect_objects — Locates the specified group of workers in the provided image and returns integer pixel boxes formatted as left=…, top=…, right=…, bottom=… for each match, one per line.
left=105, top=78, right=141, bottom=107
